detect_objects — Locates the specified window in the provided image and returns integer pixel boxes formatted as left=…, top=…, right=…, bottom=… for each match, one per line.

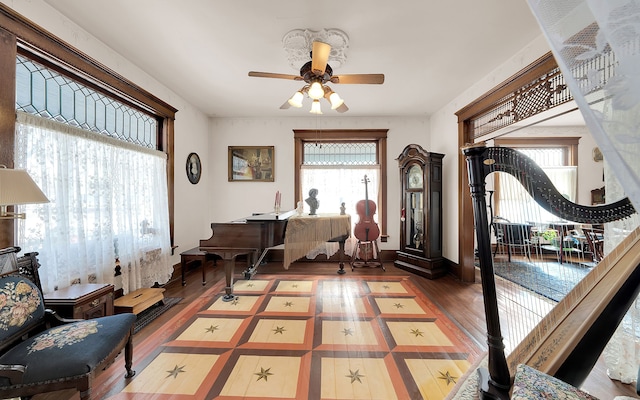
left=493, top=138, right=579, bottom=223
left=14, top=57, right=173, bottom=293
left=294, top=130, right=388, bottom=242
left=0, top=7, right=177, bottom=293
left=15, top=55, right=158, bottom=147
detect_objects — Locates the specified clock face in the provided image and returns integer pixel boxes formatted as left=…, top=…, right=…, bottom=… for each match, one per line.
left=407, top=165, right=423, bottom=189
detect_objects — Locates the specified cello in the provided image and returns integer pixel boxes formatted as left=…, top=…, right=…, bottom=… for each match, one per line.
left=354, top=175, right=380, bottom=242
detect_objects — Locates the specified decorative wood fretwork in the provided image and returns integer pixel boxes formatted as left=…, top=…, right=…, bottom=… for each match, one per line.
left=471, top=66, right=568, bottom=140
left=468, top=49, right=617, bottom=141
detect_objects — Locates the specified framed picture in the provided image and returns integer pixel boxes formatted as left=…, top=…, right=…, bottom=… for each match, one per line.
left=228, top=146, right=274, bottom=182
left=186, top=152, right=201, bottom=184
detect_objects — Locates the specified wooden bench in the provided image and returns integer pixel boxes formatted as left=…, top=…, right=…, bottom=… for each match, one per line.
left=114, top=288, right=165, bottom=315
left=180, top=247, right=217, bottom=286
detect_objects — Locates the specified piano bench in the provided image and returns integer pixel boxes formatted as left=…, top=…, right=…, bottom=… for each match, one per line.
left=180, top=247, right=217, bottom=286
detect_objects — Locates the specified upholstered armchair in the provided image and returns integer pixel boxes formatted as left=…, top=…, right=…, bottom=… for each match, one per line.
left=0, top=247, right=136, bottom=399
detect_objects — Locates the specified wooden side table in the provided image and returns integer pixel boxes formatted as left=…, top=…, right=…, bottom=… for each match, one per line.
left=44, top=283, right=114, bottom=319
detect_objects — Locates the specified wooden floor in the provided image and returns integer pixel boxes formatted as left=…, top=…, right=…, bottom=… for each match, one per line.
left=34, top=259, right=638, bottom=399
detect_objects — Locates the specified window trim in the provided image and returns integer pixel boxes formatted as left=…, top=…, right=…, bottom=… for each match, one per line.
left=293, top=129, right=388, bottom=241
left=0, top=4, right=177, bottom=248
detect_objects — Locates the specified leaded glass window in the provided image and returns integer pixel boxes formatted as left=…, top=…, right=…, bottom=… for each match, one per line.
left=303, top=142, right=378, bottom=166
left=15, top=55, right=157, bottom=149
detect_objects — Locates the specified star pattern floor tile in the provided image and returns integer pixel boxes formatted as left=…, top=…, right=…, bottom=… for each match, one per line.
left=220, top=354, right=302, bottom=398
left=320, top=356, right=400, bottom=400
left=103, top=275, right=481, bottom=399
left=122, top=352, right=220, bottom=395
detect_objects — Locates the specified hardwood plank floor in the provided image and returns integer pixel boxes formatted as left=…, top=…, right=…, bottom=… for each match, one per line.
left=35, top=260, right=638, bottom=399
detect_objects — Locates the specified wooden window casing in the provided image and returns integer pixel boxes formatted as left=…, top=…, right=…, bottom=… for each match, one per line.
left=294, top=129, right=388, bottom=242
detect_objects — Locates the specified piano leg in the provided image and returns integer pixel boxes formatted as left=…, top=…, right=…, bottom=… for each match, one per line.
left=213, top=250, right=254, bottom=302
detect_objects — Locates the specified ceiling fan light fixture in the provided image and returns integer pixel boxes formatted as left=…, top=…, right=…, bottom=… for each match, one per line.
left=288, top=91, right=304, bottom=108
left=309, top=99, right=323, bottom=114
left=308, top=81, right=325, bottom=100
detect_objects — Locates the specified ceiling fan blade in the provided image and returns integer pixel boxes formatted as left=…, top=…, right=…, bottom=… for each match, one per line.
left=330, top=74, right=385, bottom=84
left=335, top=102, right=349, bottom=113
left=248, top=71, right=302, bottom=81
left=279, top=100, right=291, bottom=110
left=311, top=41, right=331, bottom=75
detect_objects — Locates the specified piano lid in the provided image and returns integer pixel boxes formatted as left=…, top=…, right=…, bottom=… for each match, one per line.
left=244, top=209, right=296, bottom=222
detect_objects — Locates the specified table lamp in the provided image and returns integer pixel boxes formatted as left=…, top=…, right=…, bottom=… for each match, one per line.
left=0, top=167, right=49, bottom=219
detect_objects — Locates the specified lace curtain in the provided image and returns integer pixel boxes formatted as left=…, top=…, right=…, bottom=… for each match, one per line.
left=14, top=112, right=173, bottom=294
left=527, top=0, right=640, bottom=383
left=300, top=166, right=380, bottom=259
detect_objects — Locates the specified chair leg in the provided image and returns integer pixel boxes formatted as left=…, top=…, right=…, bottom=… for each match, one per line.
left=124, top=330, right=136, bottom=379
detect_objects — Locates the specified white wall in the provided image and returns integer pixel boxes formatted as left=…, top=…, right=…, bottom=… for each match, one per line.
left=6, top=0, right=212, bottom=267
left=209, top=116, right=429, bottom=251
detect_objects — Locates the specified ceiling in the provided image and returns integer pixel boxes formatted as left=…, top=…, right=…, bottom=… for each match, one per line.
left=43, top=0, right=544, bottom=119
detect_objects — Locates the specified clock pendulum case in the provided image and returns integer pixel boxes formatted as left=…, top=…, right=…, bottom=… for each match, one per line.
left=394, top=144, right=445, bottom=279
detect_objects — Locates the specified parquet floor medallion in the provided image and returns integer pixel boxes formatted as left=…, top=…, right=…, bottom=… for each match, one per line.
left=98, top=275, right=482, bottom=399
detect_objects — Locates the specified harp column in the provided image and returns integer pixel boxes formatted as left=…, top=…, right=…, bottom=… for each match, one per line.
left=462, top=143, right=511, bottom=399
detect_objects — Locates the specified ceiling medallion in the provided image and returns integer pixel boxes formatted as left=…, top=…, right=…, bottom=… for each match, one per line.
left=282, top=28, right=349, bottom=70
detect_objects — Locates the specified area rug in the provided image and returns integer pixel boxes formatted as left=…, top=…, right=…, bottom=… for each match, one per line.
left=95, top=274, right=482, bottom=400
left=492, top=261, right=590, bottom=302
left=133, top=297, right=182, bottom=334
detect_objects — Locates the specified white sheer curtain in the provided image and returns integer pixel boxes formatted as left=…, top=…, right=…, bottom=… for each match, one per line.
left=527, top=0, right=640, bottom=383
left=14, top=111, right=173, bottom=294
left=301, top=166, right=380, bottom=258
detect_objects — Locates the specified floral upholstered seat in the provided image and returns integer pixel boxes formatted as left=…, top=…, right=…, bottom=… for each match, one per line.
left=0, top=275, right=136, bottom=399
left=512, top=364, right=598, bottom=399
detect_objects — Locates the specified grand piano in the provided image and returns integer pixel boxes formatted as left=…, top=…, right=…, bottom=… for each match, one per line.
left=198, top=210, right=295, bottom=301
left=198, top=210, right=350, bottom=302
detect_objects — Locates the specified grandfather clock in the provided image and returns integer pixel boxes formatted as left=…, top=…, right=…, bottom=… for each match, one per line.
left=395, top=144, right=445, bottom=279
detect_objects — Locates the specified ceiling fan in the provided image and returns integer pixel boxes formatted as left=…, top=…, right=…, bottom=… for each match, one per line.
left=248, top=41, right=384, bottom=114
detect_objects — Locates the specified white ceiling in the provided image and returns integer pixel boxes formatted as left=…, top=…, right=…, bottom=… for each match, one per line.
left=43, top=0, right=544, bottom=119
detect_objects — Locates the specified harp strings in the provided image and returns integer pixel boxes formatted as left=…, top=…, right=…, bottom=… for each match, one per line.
left=488, top=148, right=601, bottom=355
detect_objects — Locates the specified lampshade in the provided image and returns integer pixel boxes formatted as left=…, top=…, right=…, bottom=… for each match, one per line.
left=329, top=92, right=344, bottom=110
left=308, top=81, right=325, bottom=100
left=287, top=91, right=304, bottom=108
left=0, top=168, right=49, bottom=219
left=309, top=99, right=323, bottom=114
left=287, top=84, right=345, bottom=114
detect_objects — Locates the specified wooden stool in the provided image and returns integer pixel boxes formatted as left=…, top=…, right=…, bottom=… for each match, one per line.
left=114, top=287, right=165, bottom=315
left=351, top=240, right=384, bottom=270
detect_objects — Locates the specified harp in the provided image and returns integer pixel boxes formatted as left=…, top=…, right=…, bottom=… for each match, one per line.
left=462, top=142, right=638, bottom=398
